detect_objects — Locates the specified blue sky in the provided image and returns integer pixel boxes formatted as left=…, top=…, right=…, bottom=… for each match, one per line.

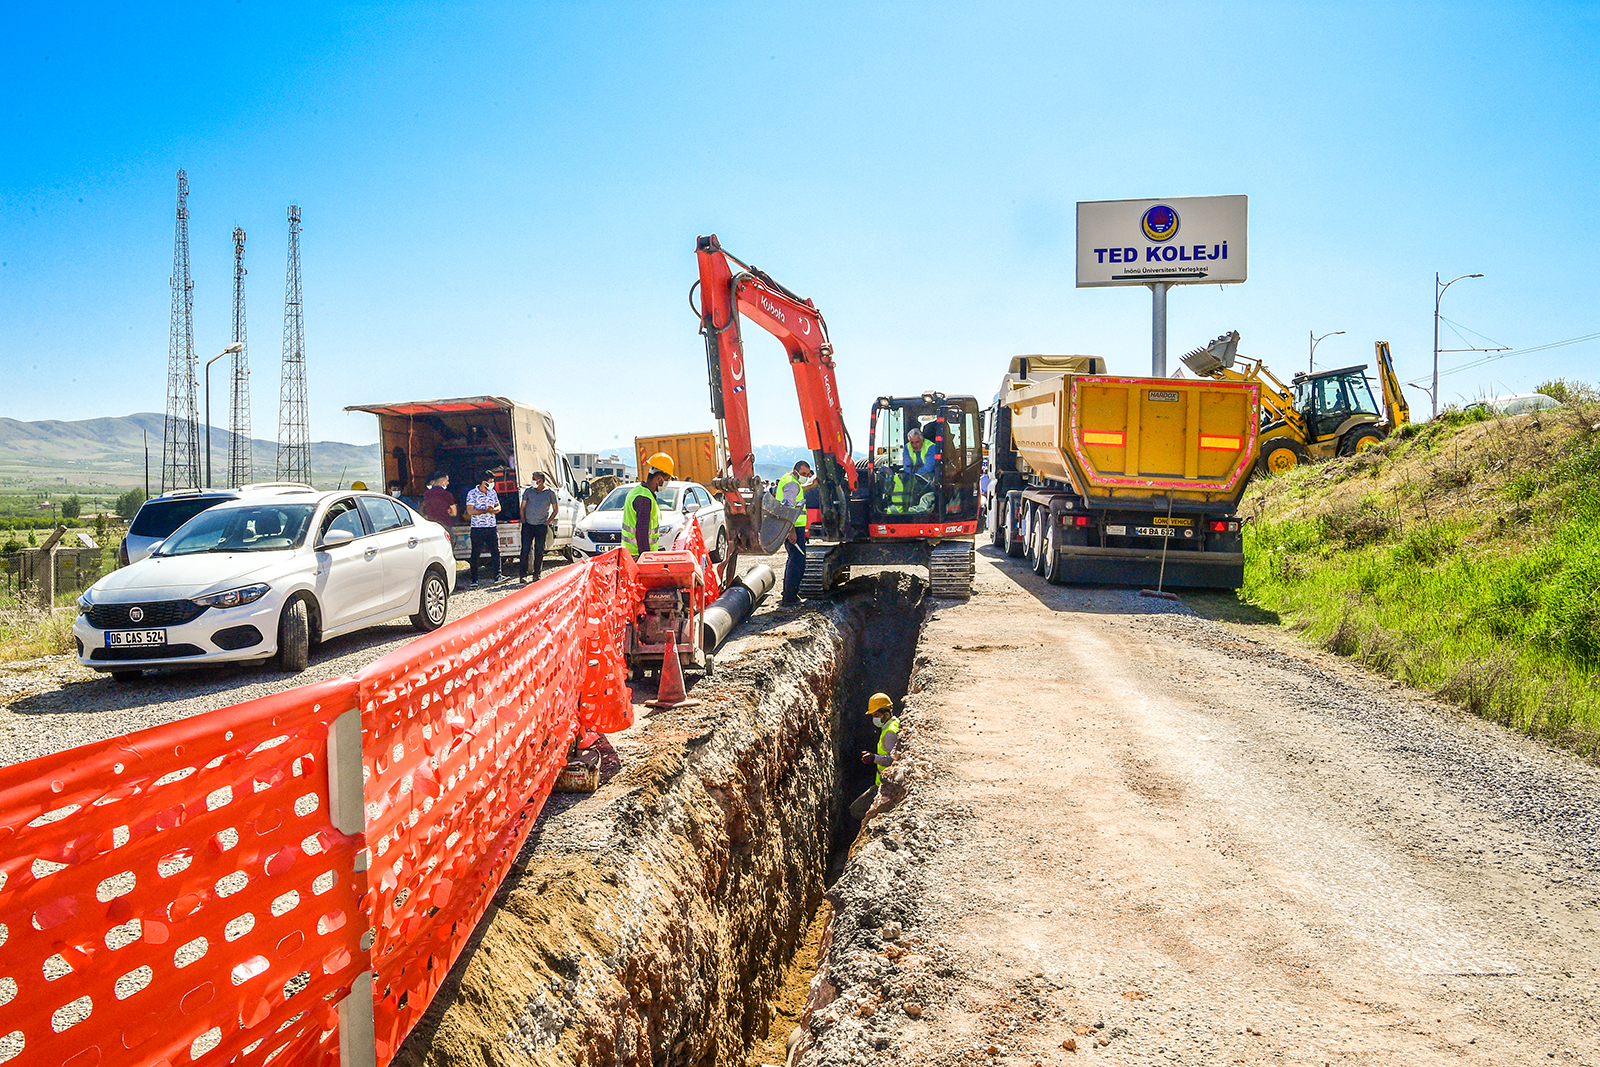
left=4, top=2, right=1598, bottom=451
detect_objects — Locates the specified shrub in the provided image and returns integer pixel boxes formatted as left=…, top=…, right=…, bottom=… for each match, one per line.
left=115, top=487, right=146, bottom=519
left=60, top=495, right=81, bottom=520
left=1536, top=379, right=1600, bottom=405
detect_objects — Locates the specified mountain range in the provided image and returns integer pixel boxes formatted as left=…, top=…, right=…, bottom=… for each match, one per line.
left=0, top=412, right=379, bottom=490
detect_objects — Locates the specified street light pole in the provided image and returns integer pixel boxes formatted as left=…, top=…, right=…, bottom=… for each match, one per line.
left=205, top=342, right=245, bottom=488
left=1309, top=329, right=1345, bottom=375
left=1432, top=272, right=1484, bottom=419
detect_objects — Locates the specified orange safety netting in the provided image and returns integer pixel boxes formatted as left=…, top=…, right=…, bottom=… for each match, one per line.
left=0, top=677, right=368, bottom=1067
left=355, top=552, right=640, bottom=1063
left=0, top=551, right=644, bottom=1067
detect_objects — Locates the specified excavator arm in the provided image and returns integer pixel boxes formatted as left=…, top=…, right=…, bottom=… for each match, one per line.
left=695, top=234, right=857, bottom=553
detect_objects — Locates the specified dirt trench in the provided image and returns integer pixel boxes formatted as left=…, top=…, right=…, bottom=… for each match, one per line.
left=394, top=572, right=926, bottom=1067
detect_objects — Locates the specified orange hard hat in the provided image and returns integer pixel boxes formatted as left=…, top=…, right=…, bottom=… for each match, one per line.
left=645, top=452, right=675, bottom=478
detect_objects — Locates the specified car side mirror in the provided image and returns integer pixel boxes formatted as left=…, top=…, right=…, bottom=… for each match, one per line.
left=683, top=503, right=699, bottom=515
left=319, top=529, right=355, bottom=549
left=578, top=479, right=591, bottom=500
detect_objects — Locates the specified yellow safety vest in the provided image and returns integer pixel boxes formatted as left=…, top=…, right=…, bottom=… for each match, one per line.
left=621, top=483, right=660, bottom=557
left=875, top=715, right=900, bottom=785
left=775, top=473, right=808, bottom=527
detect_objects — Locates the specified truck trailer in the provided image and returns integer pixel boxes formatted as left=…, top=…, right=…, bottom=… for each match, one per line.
left=344, top=396, right=588, bottom=566
left=989, top=357, right=1259, bottom=590
left=634, top=431, right=724, bottom=493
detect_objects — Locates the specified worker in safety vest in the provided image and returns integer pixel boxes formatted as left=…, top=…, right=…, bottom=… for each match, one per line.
left=622, top=453, right=674, bottom=558
left=775, top=460, right=813, bottom=607
left=888, top=426, right=939, bottom=515
left=849, top=692, right=900, bottom=819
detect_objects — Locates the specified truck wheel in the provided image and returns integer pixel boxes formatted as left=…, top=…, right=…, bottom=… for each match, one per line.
left=1045, top=517, right=1065, bottom=584
left=1340, top=427, right=1385, bottom=455
left=1005, top=498, right=1026, bottom=558
left=1257, top=439, right=1309, bottom=476
left=276, top=597, right=310, bottom=673
left=411, top=567, right=449, bottom=632
left=1031, top=513, right=1049, bottom=577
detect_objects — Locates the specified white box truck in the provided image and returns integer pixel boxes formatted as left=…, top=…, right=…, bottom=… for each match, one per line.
left=344, top=396, right=588, bottom=567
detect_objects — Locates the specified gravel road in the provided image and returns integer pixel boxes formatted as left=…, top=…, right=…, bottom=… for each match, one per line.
left=804, top=546, right=1600, bottom=1066
left=0, top=561, right=576, bottom=768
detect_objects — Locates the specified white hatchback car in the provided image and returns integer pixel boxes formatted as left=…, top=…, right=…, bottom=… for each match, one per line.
left=75, top=490, right=456, bottom=681
left=573, top=480, right=726, bottom=560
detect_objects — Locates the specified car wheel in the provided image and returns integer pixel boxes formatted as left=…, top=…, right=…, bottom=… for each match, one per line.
left=277, top=597, right=311, bottom=673
left=710, top=527, right=728, bottom=564
left=411, top=567, right=449, bottom=632
left=111, top=670, right=142, bottom=683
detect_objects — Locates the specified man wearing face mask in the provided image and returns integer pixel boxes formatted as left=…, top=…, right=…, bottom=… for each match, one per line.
left=849, top=692, right=900, bottom=819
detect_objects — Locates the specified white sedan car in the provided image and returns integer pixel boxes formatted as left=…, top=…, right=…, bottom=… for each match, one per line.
left=573, top=480, right=726, bottom=561
left=74, top=489, right=456, bottom=681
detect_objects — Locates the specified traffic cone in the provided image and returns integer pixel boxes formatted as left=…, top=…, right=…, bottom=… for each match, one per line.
left=646, top=641, right=701, bottom=710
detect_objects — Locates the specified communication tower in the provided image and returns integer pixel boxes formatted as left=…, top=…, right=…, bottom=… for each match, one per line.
left=276, top=206, right=310, bottom=484
left=162, top=170, right=200, bottom=491
left=228, top=227, right=252, bottom=486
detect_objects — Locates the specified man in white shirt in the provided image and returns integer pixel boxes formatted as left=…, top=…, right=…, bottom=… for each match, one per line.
left=465, top=471, right=502, bottom=586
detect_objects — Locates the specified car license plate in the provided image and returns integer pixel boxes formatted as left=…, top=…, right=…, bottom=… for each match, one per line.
left=107, top=629, right=167, bottom=647
left=1133, top=526, right=1176, bottom=538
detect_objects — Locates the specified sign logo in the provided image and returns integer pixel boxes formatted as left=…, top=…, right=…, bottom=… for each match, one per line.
left=1141, top=205, right=1179, bottom=242
left=129, top=606, right=144, bottom=622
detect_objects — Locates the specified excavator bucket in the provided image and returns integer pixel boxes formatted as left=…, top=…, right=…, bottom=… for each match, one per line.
left=1181, top=331, right=1241, bottom=377
left=725, top=489, right=804, bottom=556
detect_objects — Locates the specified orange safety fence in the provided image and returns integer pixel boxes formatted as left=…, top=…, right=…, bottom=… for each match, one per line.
left=0, top=549, right=645, bottom=1067
left=354, top=553, right=638, bottom=1062
left=0, top=677, right=368, bottom=1067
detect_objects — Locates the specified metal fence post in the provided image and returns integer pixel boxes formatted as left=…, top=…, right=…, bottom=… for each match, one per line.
left=327, top=707, right=377, bottom=1067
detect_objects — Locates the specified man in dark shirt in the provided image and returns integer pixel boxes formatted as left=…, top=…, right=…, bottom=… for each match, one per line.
left=518, top=471, right=559, bottom=582
left=421, top=472, right=457, bottom=526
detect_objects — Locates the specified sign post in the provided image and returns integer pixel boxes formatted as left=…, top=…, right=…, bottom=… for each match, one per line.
left=1077, top=195, right=1248, bottom=376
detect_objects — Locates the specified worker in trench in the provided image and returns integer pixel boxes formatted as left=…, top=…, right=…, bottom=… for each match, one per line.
left=623, top=452, right=675, bottom=558
left=775, top=459, right=814, bottom=607
left=849, top=692, right=900, bottom=819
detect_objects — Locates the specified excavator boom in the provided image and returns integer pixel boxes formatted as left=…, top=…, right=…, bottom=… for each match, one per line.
left=695, top=234, right=857, bottom=552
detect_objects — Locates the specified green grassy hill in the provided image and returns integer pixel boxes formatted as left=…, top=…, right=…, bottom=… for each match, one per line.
left=1239, top=383, right=1600, bottom=755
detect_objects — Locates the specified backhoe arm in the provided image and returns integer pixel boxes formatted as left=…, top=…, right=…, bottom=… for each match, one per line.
left=1373, top=341, right=1410, bottom=429
left=695, top=234, right=857, bottom=547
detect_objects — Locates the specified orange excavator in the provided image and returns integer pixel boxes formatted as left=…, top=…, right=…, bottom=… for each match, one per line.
left=694, top=234, right=980, bottom=598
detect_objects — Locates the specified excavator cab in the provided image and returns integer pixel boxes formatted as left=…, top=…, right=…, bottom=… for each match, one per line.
left=863, top=394, right=983, bottom=531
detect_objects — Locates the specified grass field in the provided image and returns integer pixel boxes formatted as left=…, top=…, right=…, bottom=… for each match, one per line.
left=1239, top=388, right=1600, bottom=755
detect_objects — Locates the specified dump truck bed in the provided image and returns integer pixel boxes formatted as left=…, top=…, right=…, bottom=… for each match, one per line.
left=1007, top=374, right=1259, bottom=512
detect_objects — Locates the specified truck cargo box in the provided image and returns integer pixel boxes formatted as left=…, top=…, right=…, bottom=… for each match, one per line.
left=1006, top=374, right=1259, bottom=513
left=635, top=431, right=723, bottom=492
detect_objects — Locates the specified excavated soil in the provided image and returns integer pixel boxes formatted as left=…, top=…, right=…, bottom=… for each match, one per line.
left=394, top=571, right=925, bottom=1067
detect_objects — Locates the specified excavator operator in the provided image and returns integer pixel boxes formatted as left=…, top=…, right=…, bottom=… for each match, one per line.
left=623, top=452, right=675, bottom=558
left=888, top=424, right=940, bottom=515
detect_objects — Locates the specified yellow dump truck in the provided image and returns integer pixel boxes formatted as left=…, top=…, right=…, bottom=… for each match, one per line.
left=992, top=359, right=1259, bottom=589
left=634, top=432, right=724, bottom=492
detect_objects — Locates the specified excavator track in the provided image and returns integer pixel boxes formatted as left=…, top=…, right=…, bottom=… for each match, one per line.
left=929, top=540, right=975, bottom=599
left=799, top=543, right=844, bottom=599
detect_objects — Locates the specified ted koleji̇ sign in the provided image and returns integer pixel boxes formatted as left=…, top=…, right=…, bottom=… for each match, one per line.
left=1076, top=195, right=1248, bottom=287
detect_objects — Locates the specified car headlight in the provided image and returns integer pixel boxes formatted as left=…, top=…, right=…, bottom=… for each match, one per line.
left=77, top=591, right=93, bottom=614
left=192, top=583, right=271, bottom=609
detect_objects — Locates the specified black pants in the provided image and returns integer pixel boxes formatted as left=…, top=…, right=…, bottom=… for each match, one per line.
left=469, top=526, right=501, bottom=582
left=518, top=523, right=549, bottom=580
left=782, top=525, right=808, bottom=603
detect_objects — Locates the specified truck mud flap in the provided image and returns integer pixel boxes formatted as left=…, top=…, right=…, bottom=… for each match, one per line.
left=1053, top=548, right=1244, bottom=591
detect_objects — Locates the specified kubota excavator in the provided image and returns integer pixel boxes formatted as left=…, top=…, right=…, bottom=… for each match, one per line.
left=694, top=234, right=980, bottom=598
left=1181, top=332, right=1410, bottom=475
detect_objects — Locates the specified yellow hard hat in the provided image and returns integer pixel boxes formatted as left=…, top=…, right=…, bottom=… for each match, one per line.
left=350, top=480, right=368, bottom=491
left=867, top=693, right=893, bottom=715
left=645, top=452, right=675, bottom=478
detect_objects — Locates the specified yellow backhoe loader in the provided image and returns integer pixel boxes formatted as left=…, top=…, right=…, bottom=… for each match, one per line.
left=1181, top=332, right=1410, bottom=475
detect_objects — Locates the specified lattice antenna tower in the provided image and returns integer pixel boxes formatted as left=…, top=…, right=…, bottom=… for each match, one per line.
left=162, top=170, right=200, bottom=491
left=276, top=205, right=310, bottom=484
left=228, top=227, right=252, bottom=487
